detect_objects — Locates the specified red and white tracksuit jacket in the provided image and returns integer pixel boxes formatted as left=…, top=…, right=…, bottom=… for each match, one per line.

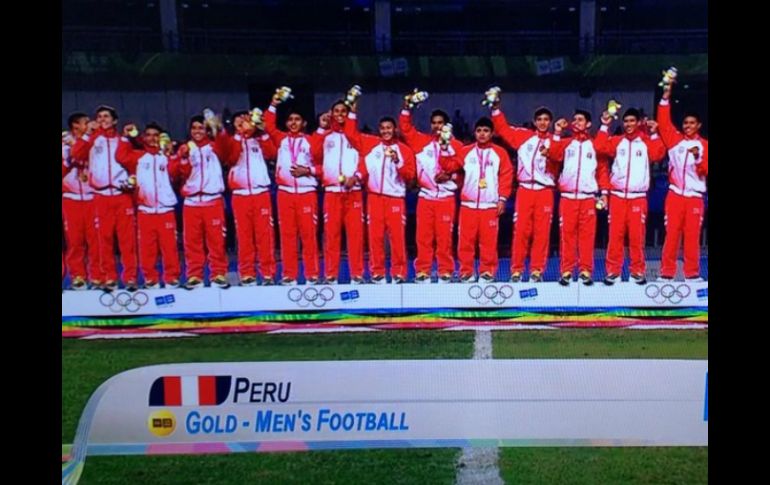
left=399, top=110, right=464, bottom=276
left=657, top=98, right=709, bottom=278
left=440, top=142, right=514, bottom=277
left=177, top=138, right=229, bottom=280
left=595, top=127, right=667, bottom=276
left=550, top=132, right=611, bottom=274
left=71, top=128, right=137, bottom=283
left=311, top=119, right=365, bottom=280
left=491, top=109, right=558, bottom=275
left=116, top=140, right=181, bottom=283
left=216, top=131, right=278, bottom=280
left=264, top=105, right=323, bottom=281
left=345, top=115, right=416, bottom=279
left=62, top=141, right=101, bottom=282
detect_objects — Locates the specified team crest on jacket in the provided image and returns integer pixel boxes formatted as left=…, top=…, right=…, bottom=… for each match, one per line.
left=527, top=145, right=534, bottom=152
left=636, top=150, right=642, bottom=157
left=587, top=152, right=593, bottom=159
left=567, top=149, right=575, bottom=157
left=619, top=149, right=626, bottom=156
left=95, top=146, right=104, bottom=154
left=326, top=140, right=335, bottom=149
left=250, top=146, right=259, bottom=153
left=679, top=146, right=686, bottom=153
left=425, top=149, right=434, bottom=157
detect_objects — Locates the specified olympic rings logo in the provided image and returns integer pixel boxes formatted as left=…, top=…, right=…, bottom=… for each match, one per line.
left=99, top=291, right=150, bottom=313
left=287, top=287, right=335, bottom=308
left=644, top=284, right=691, bottom=305
left=467, top=284, right=515, bottom=305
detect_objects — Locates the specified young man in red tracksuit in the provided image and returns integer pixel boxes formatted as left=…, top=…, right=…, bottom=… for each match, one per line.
left=399, top=106, right=464, bottom=283
left=344, top=106, right=416, bottom=284
left=116, top=123, right=182, bottom=289
left=490, top=101, right=558, bottom=283
left=439, top=117, right=514, bottom=282
left=311, top=100, right=365, bottom=284
left=656, top=83, right=708, bottom=282
left=264, top=95, right=324, bottom=285
left=62, top=112, right=102, bottom=290
left=214, top=111, right=278, bottom=286
left=175, top=115, right=231, bottom=289
left=595, top=108, right=667, bottom=285
left=71, top=105, right=138, bottom=291
left=549, top=110, right=611, bottom=286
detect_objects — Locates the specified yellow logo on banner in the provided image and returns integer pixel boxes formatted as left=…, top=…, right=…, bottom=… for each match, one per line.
left=148, top=410, right=177, bottom=437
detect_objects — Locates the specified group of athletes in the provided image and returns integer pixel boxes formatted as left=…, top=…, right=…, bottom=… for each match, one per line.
left=61, top=78, right=707, bottom=291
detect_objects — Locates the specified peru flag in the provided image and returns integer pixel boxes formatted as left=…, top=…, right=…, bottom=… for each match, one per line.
left=149, top=376, right=231, bottom=406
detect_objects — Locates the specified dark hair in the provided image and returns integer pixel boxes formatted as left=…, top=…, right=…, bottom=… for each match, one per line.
left=430, top=109, right=450, bottom=124
left=286, top=109, right=305, bottom=120
left=330, top=99, right=348, bottom=111
left=475, top=117, right=494, bottom=130
left=67, top=112, right=89, bottom=129
left=379, top=116, right=396, bottom=126
left=574, top=109, right=592, bottom=123
left=231, top=110, right=249, bottom=120
left=95, top=105, right=118, bottom=120
left=189, top=115, right=205, bottom=129
left=533, top=107, right=553, bottom=120
left=144, top=122, right=164, bottom=133
left=623, top=108, right=641, bottom=121
left=683, top=111, right=701, bottom=123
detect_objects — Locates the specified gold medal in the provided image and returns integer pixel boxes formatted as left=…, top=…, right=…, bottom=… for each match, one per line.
left=338, top=174, right=346, bottom=184
left=79, top=170, right=88, bottom=183
left=479, top=178, right=487, bottom=189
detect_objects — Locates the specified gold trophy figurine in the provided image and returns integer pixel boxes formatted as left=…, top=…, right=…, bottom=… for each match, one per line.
left=481, top=86, right=501, bottom=107
left=121, top=174, right=137, bottom=192
left=159, top=133, right=172, bottom=152
left=62, top=130, right=74, bottom=145
left=595, top=195, right=607, bottom=211
left=384, top=146, right=398, bottom=161
left=439, top=123, right=453, bottom=148
left=344, top=85, right=363, bottom=108
left=404, top=88, right=430, bottom=109
left=203, top=108, right=222, bottom=136
left=607, top=99, right=622, bottom=120
left=274, top=86, right=294, bottom=104
left=127, top=126, right=139, bottom=138
left=186, top=141, right=196, bottom=152
left=250, top=108, right=265, bottom=130
left=659, top=66, right=678, bottom=89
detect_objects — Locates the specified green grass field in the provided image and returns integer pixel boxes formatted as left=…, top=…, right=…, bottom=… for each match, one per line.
left=63, top=330, right=708, bottom=484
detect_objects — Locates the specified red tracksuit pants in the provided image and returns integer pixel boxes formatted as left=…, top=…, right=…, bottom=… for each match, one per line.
left=661, top=191, right=704, bottom=279
left=62, top=198, right=102, bottom=282
left=277, top=191, right=319, bottom=280
left=606, top=195, right=647, bottom=276
left=458, top=206, right=499, bottom=277
left=367, top=193, right=407, bottom=279
left=93, top=193, right=138, bottom=283
left=138, top=211, right=180, bottom=283
left=511, top=187, right=554, bottom=274
left=323, top=191, right=365, bottom=279
left=232, top=193, right=276, bottom=279
left=559, top=197, right=597, bottom=275
left=183, top=199, right=228, bottom=280
left=415, top=197, right=456, bottom=276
